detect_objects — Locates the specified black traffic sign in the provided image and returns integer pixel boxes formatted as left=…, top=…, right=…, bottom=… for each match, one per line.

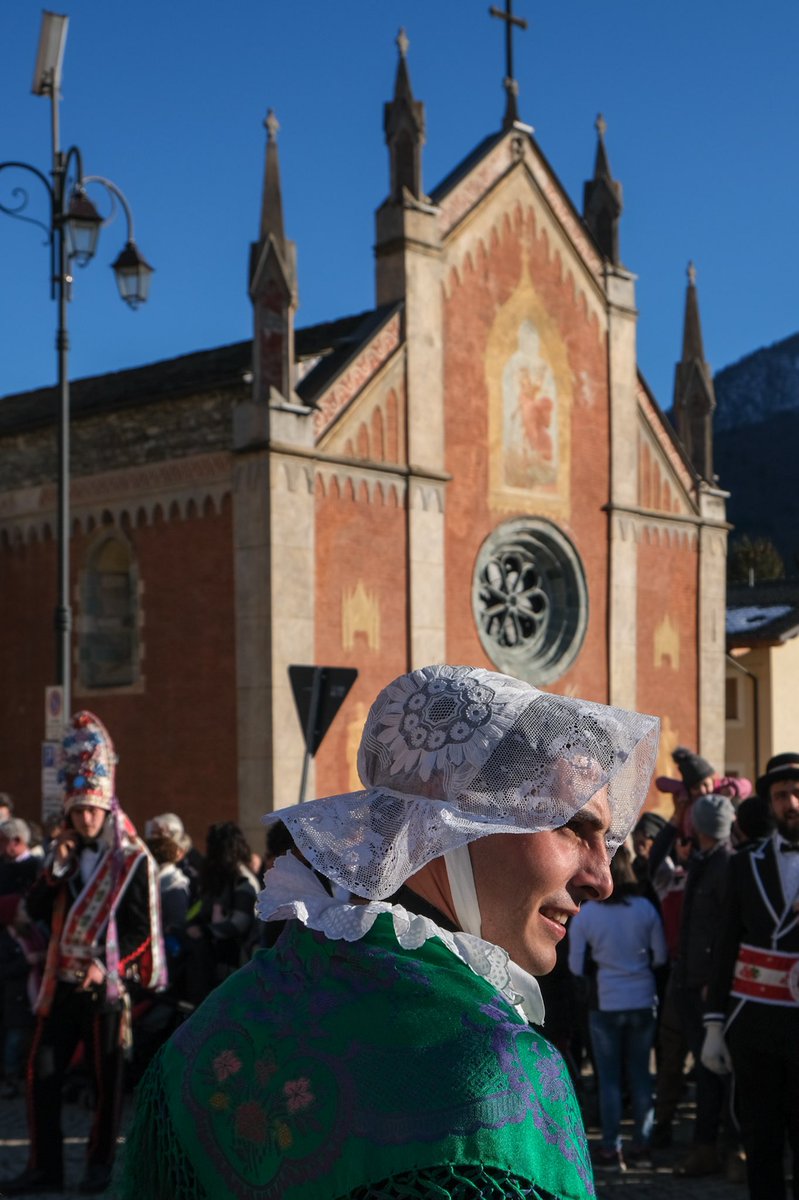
left=288, top=665, right=358, bottom=757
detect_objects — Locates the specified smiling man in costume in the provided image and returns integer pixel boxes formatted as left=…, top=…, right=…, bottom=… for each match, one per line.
left=121, top=665, right=658, bottom=1200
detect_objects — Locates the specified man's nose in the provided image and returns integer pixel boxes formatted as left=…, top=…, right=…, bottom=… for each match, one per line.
left=577, top=849, right=612, bottom=901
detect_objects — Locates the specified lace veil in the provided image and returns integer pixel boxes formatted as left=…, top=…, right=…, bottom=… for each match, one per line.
left=265, top=664, right=659, bottom=902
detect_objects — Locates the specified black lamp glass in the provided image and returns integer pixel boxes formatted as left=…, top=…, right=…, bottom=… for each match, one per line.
left=64, top=189, right=102, bottom=266
left=111, top=241, right=154, bottom=308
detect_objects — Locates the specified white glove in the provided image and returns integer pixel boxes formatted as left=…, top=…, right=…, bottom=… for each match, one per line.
left=701, top=1021, right=732, bottom=1075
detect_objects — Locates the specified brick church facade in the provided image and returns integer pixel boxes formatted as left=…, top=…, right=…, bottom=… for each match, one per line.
left=0, top=40, right=728, bottom=846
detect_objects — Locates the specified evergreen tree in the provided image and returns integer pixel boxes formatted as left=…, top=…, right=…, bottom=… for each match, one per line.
left=728, top=535, right=785, bottom=583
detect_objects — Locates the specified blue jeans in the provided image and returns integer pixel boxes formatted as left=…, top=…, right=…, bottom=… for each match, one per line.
left=589, top=1007, right=656, bottom=1151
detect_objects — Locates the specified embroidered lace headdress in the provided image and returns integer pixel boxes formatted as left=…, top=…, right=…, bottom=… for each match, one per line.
left=266, top=664, right=659, bottom=901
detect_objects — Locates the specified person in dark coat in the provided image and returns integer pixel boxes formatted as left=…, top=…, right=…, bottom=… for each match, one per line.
left=0, top=818, right=42, bottom=1095
left=702, top=752, right=799, bottom=1200
left=182, top=821, right=259, bottom=1006
left=664, top=794, right=739, bottom=1178
left=731, top=794, right=773, bottom=847
left=648, top=803, right=693, bottom=1146
left=0, top=913, right=45, bottom=1098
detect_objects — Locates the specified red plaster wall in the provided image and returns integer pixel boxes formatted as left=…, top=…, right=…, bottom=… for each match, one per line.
left=0, top=502, right=237, bottom=848
left=0, top=535, right=55, bottom=820
left=442, top=205, right=610, bottom=701
left=313, top=478, right=408, bottom=797
left=636, top=529, right=699, bottom=750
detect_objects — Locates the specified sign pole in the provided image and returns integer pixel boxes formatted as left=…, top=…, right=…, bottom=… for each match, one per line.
left=297, top=748, right=312, bottom=806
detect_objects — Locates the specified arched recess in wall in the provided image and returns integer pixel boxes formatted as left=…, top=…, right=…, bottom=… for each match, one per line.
left=78, top=530, right=140, bottom=690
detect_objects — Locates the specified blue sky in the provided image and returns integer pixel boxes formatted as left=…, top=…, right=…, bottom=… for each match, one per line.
left=1, top=0, right=797, bottom=410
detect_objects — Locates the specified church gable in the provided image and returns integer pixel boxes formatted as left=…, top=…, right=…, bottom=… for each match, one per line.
left=316, top=347, right=405, bottom=467
left=439, top=144, right=611, bottom=696
left=440, top=157, right=608, bottom=520
left=439, top=138, right=606, bottom=332
left=308, top=308, right=403, bottom=443
left=636, top=378, right=697, bottom=517
left=435, top=131, right=604, bottom=290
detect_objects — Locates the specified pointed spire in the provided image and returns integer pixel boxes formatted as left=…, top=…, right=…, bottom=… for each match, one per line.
left=593, top=114, right=613, bottom=184
left=681, top=260, right=706, bottom=362
left=249, top=107, right=297, bottom=405
left=393, top=27, right=412, bottom=98
left=674, top=262, right=716, bottom=480
left=259, top=108, right=286, bottom=249
left=384, top=29, right=426, bottom=202
left=583, top=113, right=623, bottom=264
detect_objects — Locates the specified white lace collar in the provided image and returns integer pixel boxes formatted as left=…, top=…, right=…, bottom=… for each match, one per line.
left=256, top=853, right=545, bottom=1026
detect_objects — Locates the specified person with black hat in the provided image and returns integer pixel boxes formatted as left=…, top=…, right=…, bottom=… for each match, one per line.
left=701, top=752, right=799, bottom=1199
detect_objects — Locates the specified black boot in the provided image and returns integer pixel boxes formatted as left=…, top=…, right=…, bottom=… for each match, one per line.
left=78, top=1163, right=114, bottom=1194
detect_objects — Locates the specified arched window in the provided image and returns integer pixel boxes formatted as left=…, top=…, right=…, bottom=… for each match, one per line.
left=79, top=533, right=139, bottom=689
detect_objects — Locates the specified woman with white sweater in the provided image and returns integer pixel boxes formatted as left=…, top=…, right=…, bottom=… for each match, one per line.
left=568, top=841, right=668, bottom=1170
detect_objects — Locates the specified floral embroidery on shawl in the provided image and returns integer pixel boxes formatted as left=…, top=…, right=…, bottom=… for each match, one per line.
left=160, top=918, right=594, bottom=1200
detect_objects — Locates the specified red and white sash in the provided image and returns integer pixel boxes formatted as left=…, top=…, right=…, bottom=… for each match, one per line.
left=732, top=943, right=799, bottom=1006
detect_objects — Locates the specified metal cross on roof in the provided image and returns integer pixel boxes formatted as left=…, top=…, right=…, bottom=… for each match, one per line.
left=489, top=0, right=528, bottom=128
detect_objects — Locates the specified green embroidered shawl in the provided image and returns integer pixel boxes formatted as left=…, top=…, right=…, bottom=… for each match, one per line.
left=120, top=916, right=595, bottom=1200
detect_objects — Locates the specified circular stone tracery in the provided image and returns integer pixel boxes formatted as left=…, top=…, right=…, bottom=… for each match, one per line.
left=472, top=518, right=588, bottom=685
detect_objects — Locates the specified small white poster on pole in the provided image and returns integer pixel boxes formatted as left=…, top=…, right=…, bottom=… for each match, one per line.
left=45, top=686, right=65, bottom=741
left=41, top=740, right=64, bottom=822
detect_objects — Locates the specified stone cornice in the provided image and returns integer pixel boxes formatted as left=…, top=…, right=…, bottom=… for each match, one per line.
left=605, top=502, right=730, bottom=533
left=0, top=451, right=233, bottom=542
left=269, top=440, right=451, bottom=483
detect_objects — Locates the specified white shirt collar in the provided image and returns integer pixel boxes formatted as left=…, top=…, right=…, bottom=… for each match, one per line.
left=79, top=843, right=103, bottom=886
left=772, top=831, right=799, bottom=907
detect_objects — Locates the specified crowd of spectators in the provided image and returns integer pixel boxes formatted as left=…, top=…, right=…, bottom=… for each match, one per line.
left=0, top=741, right=788, bottom=1190
left=0, top=799, right=264, bottom=1105
left=539, top=745, right=774, bottom=1183
left=0, top=772, right=263, bottom=1195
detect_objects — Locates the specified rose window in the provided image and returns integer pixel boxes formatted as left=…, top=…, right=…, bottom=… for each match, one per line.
left=472, top=518, right=588, bottom=685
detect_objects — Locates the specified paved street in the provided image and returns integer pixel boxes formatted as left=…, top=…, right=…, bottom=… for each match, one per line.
left=0, top=1075, right=760, bottom=1199
left=0, top=1089, right=123, bottom=1198
left=586, top=1092, right=749, bottom=1200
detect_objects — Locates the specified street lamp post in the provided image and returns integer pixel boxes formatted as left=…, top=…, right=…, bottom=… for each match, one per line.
left=0, top=12, right=153, bottom=718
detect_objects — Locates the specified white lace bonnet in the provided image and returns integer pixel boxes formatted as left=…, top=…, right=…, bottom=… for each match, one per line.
left=267, top=664, right=660, bottom=901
